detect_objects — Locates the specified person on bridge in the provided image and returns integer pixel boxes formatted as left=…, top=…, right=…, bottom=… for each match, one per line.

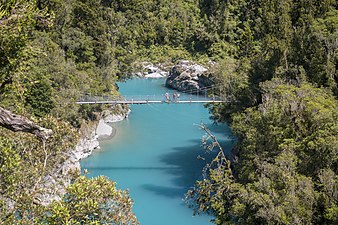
left=173, top=92, right=177, bottom=102
left=165, top=92, right=170, bottom=103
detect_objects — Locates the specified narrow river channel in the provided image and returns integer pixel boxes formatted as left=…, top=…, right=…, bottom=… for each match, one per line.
left=81, top=78, right=234, bottom=225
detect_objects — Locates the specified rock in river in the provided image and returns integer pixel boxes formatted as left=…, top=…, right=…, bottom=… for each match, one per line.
left=165, top=60, right=213, bottom=94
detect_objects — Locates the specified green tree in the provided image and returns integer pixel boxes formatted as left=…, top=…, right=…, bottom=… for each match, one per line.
left=207, top=57, right=253, bottom=123
left=44, top=176, right=139, bottom=225
left=191, top=80, right=338, bottom=224
left=25, top=78, right=55, bottom=117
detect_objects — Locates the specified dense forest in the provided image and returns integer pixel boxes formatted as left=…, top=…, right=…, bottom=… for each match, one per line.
left=0, top=0, right=337, bottom=224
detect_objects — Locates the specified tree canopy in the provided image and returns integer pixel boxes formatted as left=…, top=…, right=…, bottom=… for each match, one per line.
left=189, top=1, right=338, bottom=224
left=0, top=0, right=337, bottom=224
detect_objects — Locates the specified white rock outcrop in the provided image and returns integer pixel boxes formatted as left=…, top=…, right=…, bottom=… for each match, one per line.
left=144, top=72, right=161, bottom=78
left=96, top=119, right=113, bottom=138
left=165, top=60, right=213, bottom=94
left=132, top=62, right=169, bottom=78
left=37, top=130, right=100, bottom=206
left=37, top=105, right=131, bottom=205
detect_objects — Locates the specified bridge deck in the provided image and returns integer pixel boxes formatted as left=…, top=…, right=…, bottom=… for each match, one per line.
left=76, top=100, right=225, bottom=104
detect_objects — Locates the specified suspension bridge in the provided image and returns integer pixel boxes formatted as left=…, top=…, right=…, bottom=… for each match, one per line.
left=76, top=84, right=227, bottom=105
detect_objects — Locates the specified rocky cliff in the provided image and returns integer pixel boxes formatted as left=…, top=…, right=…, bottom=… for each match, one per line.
left=37, top=104, right=130, bottom=205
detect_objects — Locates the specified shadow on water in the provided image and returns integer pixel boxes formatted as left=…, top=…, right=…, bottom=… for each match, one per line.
left=84, top=166, right=181, bottom=171
left=142, top=184, right=184, bottom=198
left=204, top=122, right=235, bottom=137
left=85, top=123, right=236, bottom=201
left=142, top=124, right=235, bottom=199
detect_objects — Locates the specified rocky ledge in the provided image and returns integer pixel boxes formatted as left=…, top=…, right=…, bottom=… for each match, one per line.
left=165, top=60, right=213, bottom=94
left=37, top=104, right=130, bottom=205
left=67, top=104, right=130, bottom=170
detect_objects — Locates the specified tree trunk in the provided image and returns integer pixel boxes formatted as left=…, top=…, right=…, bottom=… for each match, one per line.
left=0, top=107, right=53, bottom=141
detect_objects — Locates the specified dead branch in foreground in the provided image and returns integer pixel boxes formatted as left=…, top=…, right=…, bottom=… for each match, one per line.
left=0, top=107, right=53, bottom=141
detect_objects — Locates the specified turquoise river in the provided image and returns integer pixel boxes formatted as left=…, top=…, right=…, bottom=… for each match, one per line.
left=81, top=78, right=234, bottom=225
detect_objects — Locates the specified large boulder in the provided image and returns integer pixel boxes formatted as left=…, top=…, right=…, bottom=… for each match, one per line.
left=165, top=60, right=213, bottom=94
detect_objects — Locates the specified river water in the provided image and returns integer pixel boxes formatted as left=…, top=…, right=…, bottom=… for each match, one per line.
left=81, top=78, right=234, bottom=225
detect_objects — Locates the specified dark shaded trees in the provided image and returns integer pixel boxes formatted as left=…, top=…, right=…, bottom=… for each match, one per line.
left=191, top=81, right=338, bottom=224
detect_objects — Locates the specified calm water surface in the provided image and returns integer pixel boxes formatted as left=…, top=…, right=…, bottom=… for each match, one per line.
left=81, top=78, right=234, bottom=225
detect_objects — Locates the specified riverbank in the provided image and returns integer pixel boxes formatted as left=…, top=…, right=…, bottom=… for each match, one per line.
left=37, top=105, right=130, bottom=205
left=72, top=105, right=131, bottom=163
left=96, top=119, right=116, bottom=140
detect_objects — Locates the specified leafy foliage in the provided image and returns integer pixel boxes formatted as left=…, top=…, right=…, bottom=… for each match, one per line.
left=44, top=176, right=138, bottom=225
left=192, top=81, right=338, bottom=224
left=197, top=2, right=338, bottom=223
left=0, top=116, right=78, bottom=223
left=0, top=1, right=138, bottom=223
left=1, top=0, right=338, bottom=224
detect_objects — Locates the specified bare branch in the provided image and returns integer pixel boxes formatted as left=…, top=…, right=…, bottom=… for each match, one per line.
left=197, top=123, right=233, bottom=177
left=0, top=107, right=53, bottom=141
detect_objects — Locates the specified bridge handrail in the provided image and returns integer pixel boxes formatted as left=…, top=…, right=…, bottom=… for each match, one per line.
left=78, top=84, right=225, bottom=103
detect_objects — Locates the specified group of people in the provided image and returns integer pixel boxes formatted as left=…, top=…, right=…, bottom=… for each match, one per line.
left=165, top=92, right=180, bottom=103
